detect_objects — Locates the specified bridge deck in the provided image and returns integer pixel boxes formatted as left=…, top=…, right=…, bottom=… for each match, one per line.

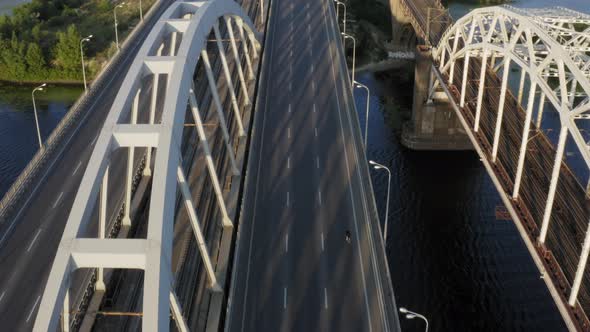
left=225, top=0, right=399, bottom=330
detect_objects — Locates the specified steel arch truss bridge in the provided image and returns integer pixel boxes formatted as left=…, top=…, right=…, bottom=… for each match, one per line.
left=429, top=5, right=590, bottom=330
left=33, top=0, right=263, bottom=331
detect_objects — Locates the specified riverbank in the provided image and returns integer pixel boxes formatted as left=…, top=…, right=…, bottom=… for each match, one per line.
left=0, top=0, right=154, bottom=84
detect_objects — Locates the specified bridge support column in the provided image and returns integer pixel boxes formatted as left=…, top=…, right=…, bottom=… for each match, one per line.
left=539, top=126, right=568, bottom=243
left=517, top=69, right=526, bottom=104
left=61, top=288, right=69, bottom=332
left=170, top=290, right=189, bottom=332
left=537, top=91, right=548, bottom=127
left=237, top=18, right=255, bottom=81
left=492, top=59, right=512, bottom=162
left=512, top=82, right=537, bottom=199
left=401, top=46, right=471, bottom=150
left=144, top=44, right=165, bottom=177
left=460, top=21, right=476, bottom=107
left=96, top=166, right=108, bottom=292
left=201, top=50, right=240, bottom=175
left=189, top=86, right=233, bottom=228
left=123, top=88, right=141, bottom=227
left=225, top=16, right=251, bottom=107
left=214, top=23, right=246, bottom=137
left=569, top=221, right=590, bottom=306
left=474, top=50, right=489, bottom=132
left=177, top=165, right=222, bottom=291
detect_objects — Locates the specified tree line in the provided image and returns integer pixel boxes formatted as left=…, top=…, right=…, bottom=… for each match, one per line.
left=0, top=0, right=144, bottom=83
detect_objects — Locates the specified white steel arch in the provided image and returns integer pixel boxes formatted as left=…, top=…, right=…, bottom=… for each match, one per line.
left=431, top=5, right=590, bottom=318
left=33, top=1, right=262, bottom=331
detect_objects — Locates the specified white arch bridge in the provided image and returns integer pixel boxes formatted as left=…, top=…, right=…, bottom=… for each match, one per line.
left=424, top=5, right=590, bottom=331
left=34, top=0, right=264, bottom=331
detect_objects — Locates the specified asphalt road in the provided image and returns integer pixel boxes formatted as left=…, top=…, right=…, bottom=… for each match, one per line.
left=226, top=0, right=399, bottom=330
left=0, top=1, right=173, bottom=330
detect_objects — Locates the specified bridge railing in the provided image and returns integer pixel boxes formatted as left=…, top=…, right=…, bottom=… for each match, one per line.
left=0, top=0, right=170, bottom=230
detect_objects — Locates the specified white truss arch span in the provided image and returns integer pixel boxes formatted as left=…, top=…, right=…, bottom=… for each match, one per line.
left=429, top=6, right=590, bottom=326
left=33, top=0, right=262, bottom=331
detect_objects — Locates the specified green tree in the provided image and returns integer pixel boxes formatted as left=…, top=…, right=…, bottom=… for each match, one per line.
left=26, top=43, right=46, bottom=78
left=53, top=24, right=81, bottom=79
left=0, top=33, right=27, bottom=81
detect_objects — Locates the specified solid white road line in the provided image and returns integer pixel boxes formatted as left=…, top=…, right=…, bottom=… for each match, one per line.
left=27, top=229, right=42, bottom=252
left=52, top=191, right=64, bottom=209
left=321, top=232, right=325, bottom=251
left=0, top=291, right=5, bottom=304
left=239, top=0, right=280, bottom=328
left=284, top=287, right=287, bottom=309
left=316, top=156, right=320, bottom=169
left=324, top=287, right=328, bottom=309
left=73, top=161, right=83, bottom=175
left=286, top=233, right=289, bottom=253
left=92, top=134, right=98, bottom=145
left=26, top=295, right=40, bottom=322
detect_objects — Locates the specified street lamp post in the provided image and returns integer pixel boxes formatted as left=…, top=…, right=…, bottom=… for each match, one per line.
left=80, top=35, right=93, bottom=93
left=369, top=160, right=391, bottom=242
left=341, top=32, right=356, bottom=88
left=31, top=83, right=47, bottom=151
left=334, top=0, right=346, bottom=34
left=399, top=307, right=429, bottom=332
left=354, top=80, right=370, bottom=148
left=114, top=3, right=126, bottom=51
left=139, top=0, right=143, bottom=21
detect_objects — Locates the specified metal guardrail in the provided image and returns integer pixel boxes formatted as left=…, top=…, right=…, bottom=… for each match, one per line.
left=0, top=0, right=169, bottom=228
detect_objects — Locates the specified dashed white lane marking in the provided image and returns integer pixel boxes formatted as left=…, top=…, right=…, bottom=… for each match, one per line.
left=284, top=287, right=288, bottom=309
left=287, top=156, right=291, bottom=169
left=0, top=291, right=5, bottom=304
left=73, top=161, right=83, bottom=175
left=285, top=233, right=289, bottom=253
left=311, top=63, right=315, bottom=73
left=27, top=229, right=42, bottom=252
left=318, top=190, right=322, bottom=206
left=315, top=128, right=318, bottom=137
left=316, top=156, right=320, bottom=169
left=324, top=287, right=328, bottom=309
left=92, top=134, right=98, bottom=145
left=288, top=103, right=292, bottom=113
left=289, top=81, right=292, bottom=92
left=313, top=104, right=317, bottom=113
left=321, top=232, right=325, bottom=251
left=286, top=191, right=290, bottom=207
left=26, top=296, right=41, bottom=322
left=52, top=192, right=64, bottom=209
left=288, top=127, right=291, bottom=139
left=312, top=81, right=316, bottom=92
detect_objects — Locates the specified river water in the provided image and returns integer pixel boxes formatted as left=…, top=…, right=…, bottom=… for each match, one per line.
left=355, top=0, right=588, bottom=331
left=0, top=0, right=587, bottom=330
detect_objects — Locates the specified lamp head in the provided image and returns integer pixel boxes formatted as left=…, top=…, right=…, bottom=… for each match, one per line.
left=399, top=307, right=408, bottom=314
left=41, top=83, right=47, bottom=87
left=369, top=160, right=377, bottom=165
left=406, top=314, right=417, bottom=319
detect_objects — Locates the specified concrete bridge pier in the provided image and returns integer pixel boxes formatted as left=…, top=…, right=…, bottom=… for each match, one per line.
left=389, top=0, right=415, bottom=49
left=401, top=45, right=472, bottom=150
